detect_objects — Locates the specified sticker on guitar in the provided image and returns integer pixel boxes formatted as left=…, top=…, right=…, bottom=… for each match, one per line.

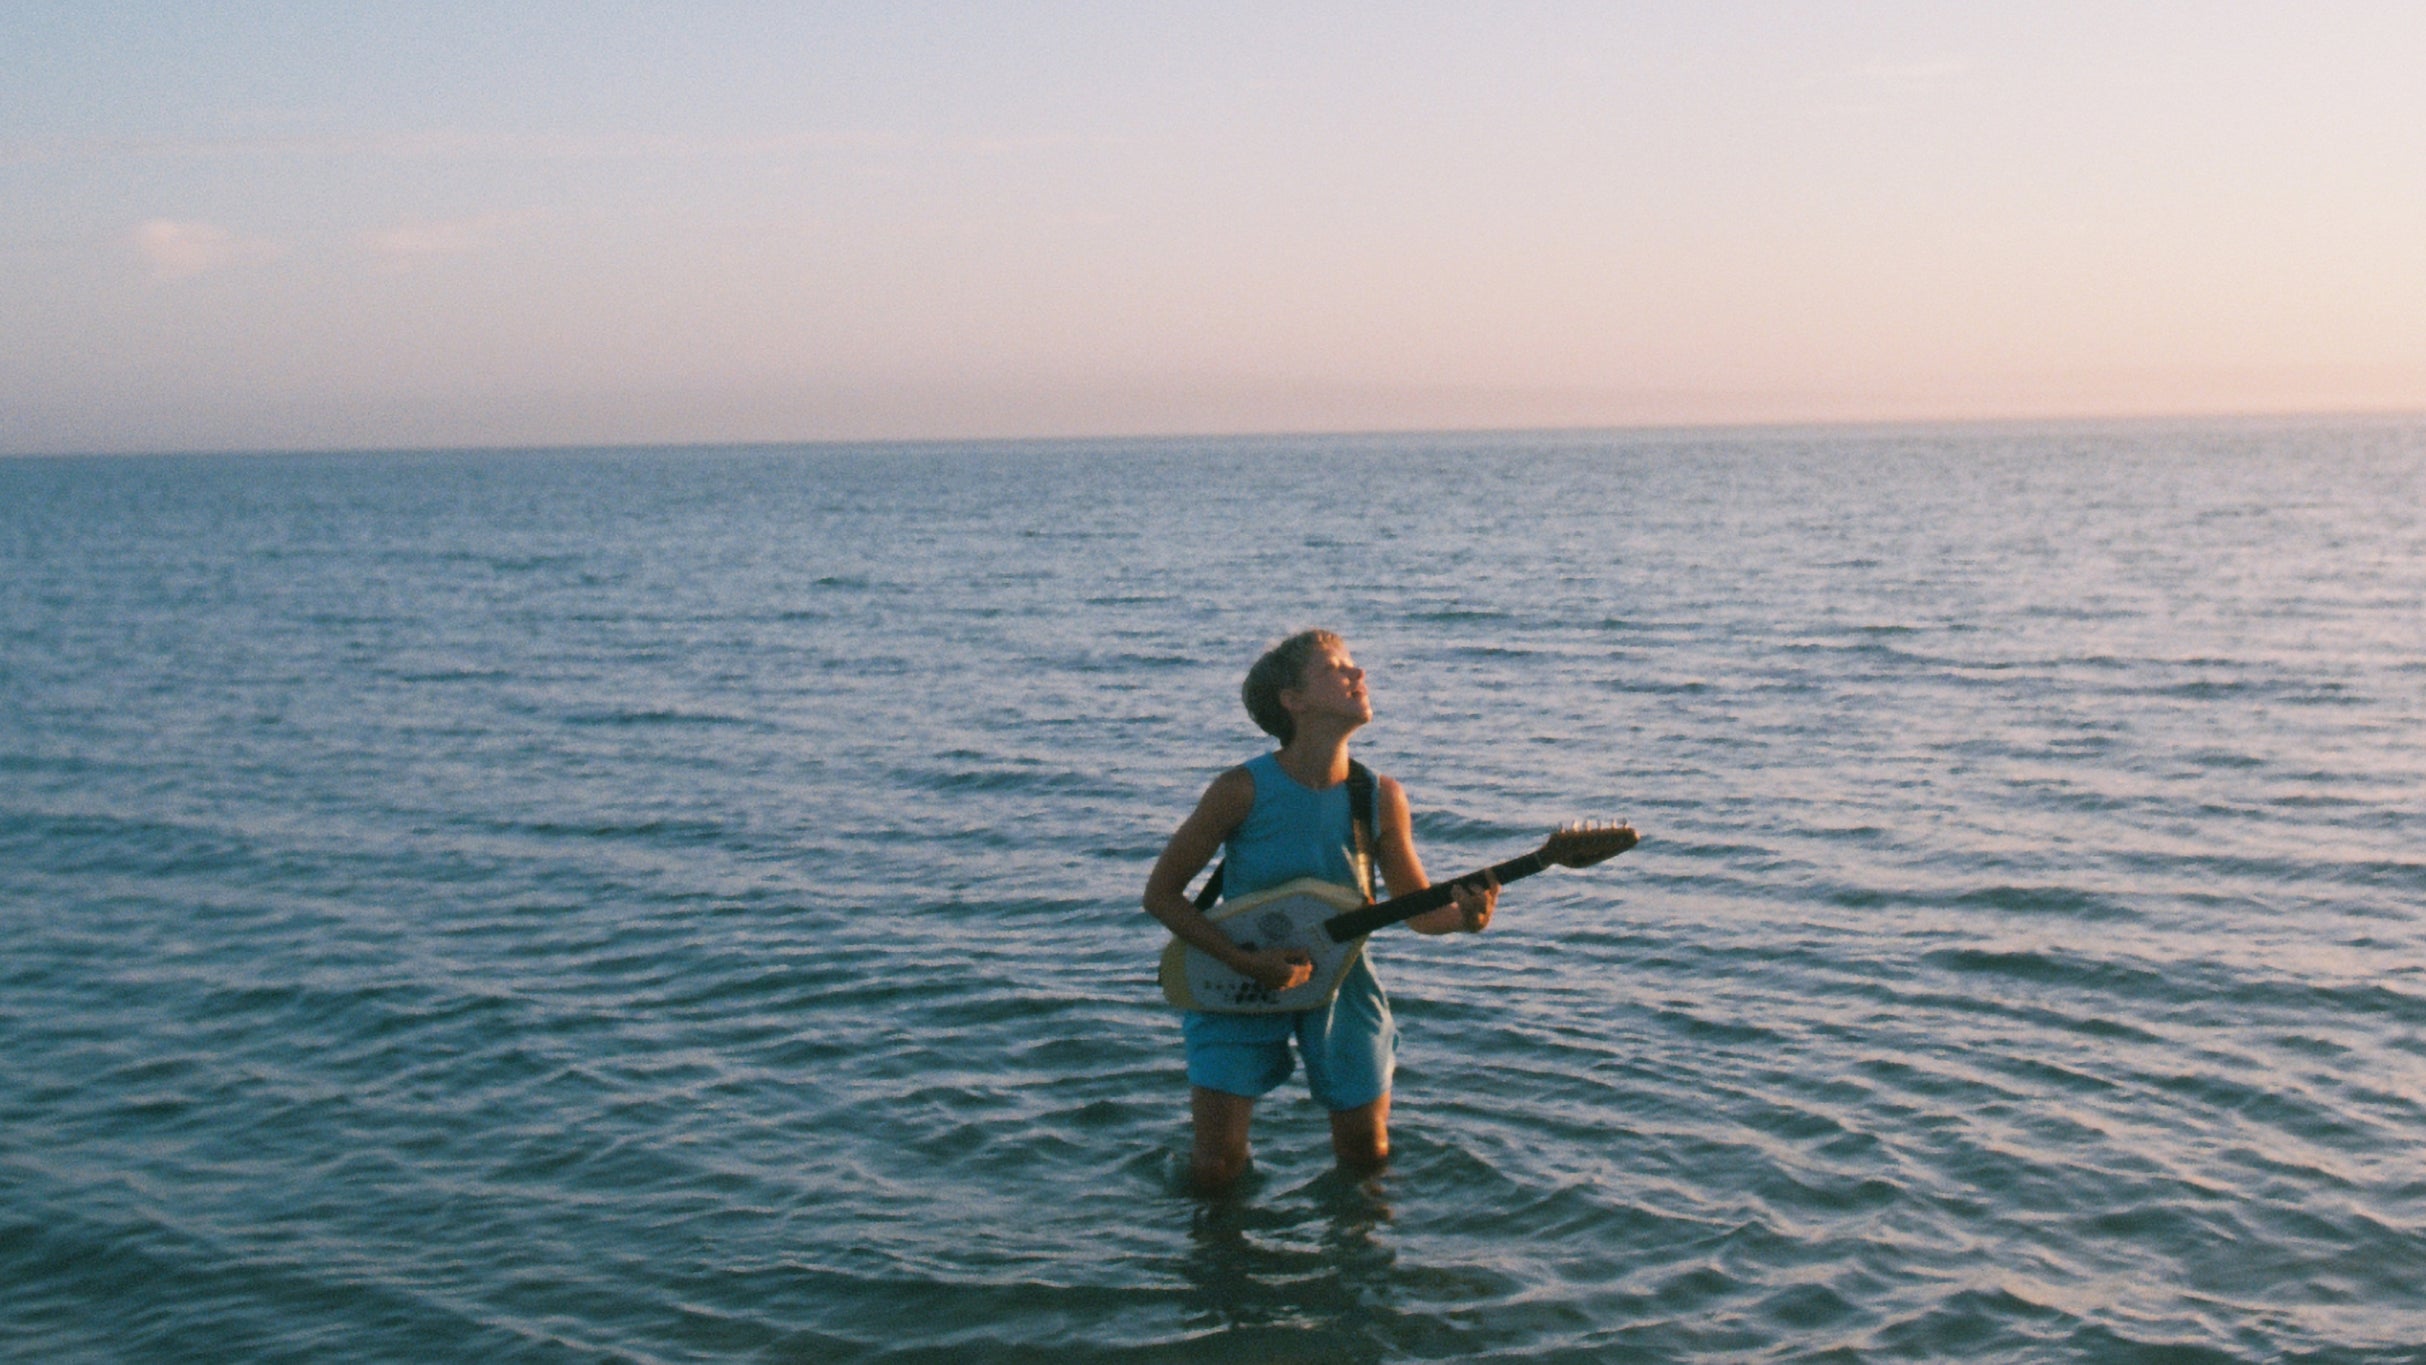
left=1213, top=908, right=1308, bottom=1008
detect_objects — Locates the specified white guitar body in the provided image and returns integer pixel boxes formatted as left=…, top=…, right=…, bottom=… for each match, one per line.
left=1154, top=821, right=1639, bottom=1015
left=1158, top=877, right=1370, bottom=1014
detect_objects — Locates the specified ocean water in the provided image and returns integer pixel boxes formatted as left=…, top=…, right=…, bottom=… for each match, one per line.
left=3, top=418, right=2423, bottom=1363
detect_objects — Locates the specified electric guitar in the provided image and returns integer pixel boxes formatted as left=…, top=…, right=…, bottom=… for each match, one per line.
left=1159, top=823, right=1639, bottom=1013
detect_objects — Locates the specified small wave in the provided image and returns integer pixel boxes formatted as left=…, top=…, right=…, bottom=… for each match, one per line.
left=0, top=752, right=96, bottom=774
left=560, top=708, right=754, bottom=728
left=2, top=809, right=258, bottom=879
left=2157, top=678, right=2257, bottom=700
left=1760, top=1281, right=1861, bottom=1330
left=1951, top=884, right=2135, bottom=920
left=1871, top=1285, right=2076, bottom=1358
left=483, top=554, right=579, bottom=574
left=2152, top=1070, right=2365, bottom=1146
left=2277, top=685, right=2370, bottom=708
left=2266, top=790, right=2369, bottom=810
left=2116, top=848, right=2426, bottom=895
left=1020, top=526, right=1120, bottom=541
left=0, top=1207, right=553, bottom=1361
left=1406, top=809, right=1540, bottom=845
left=1923, top=946, right=2171, bottom=1001
left=2273, top=978, right=2426, bottom=1027
left=1599, top=676, right=1713, bottom=694
left=1754, top=1168, right=1903, bottom=1216
left=1407, top=607, right=1514, bottom=624
left=1649, top=1004, right=1780, bottom=1046
left=1108, top=651, right=1195, bottom=669
left=1664, top=838, right=1786, bottom=864
left=511, top=817, right=732, bottom=845
left=905, top=763, right=1121, bottom=797
left=387, top=666, right=509, bottom=683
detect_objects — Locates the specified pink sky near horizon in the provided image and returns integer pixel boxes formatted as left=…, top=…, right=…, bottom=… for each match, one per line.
left=4, top=2, right=2424, bottom=454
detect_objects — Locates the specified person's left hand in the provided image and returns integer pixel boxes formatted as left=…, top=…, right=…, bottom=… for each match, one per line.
left=1451, top=870, right=1498, bottom=933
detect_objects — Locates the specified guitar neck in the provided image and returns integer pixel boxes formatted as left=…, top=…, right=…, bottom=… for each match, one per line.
left=1321, top=851, right=1549, bottom=942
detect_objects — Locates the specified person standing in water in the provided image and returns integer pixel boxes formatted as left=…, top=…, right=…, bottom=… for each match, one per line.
left=1144, top=630, right=1498, bottom=1193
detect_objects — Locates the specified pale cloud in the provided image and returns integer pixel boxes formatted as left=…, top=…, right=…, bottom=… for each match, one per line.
left=358, top=211, right=535, bottom=267
left=18, top=128, right=891, bottom=167
left=16, top=126, right=1106, bottom=169
left=131, top=219, right=283, bottom=280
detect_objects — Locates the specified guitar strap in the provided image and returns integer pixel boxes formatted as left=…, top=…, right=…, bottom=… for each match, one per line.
left=1193, top=759, right=1379, bottom=911
left=1345, top=759, right=1378, bottom=903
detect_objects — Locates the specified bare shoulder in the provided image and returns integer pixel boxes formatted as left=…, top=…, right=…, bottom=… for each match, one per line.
left=1373, top=775, right=1415, bottom=853
left=1199, top=765, right=1257, bottom=820
left=1376, top=774, right=1410, bottom=814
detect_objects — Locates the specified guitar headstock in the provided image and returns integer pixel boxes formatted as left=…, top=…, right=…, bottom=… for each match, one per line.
left=1538, top=821, right=1638, bottom=868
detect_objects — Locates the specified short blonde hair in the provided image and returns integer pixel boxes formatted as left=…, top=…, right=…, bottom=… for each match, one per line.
left=1242, top=630, right=1343, bottom=745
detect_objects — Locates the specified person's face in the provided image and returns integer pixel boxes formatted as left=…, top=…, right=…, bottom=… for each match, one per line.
left=1284, top=642, right=1371, bottom=728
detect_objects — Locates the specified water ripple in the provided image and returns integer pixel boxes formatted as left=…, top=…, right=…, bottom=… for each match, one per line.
left=5, top=425, right=2426, bottom=1360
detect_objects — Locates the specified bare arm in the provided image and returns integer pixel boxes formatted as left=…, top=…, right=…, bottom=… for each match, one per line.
left=1143, top=767, right=1315, bottom=992
left=1373, top=776, right=1497, bottom=935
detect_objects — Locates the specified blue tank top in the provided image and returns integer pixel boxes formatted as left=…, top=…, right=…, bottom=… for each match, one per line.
left=1222, top=753, right=1371, bottom=900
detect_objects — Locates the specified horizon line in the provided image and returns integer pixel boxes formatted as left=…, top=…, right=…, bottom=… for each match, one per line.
left=6, top=402, right=2424, bottom=462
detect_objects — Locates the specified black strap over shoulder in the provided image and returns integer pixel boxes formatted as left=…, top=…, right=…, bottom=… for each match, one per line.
left=1346, top=759, right=1378, bottom=899
left=1193, top=759, right=1379, bottom=910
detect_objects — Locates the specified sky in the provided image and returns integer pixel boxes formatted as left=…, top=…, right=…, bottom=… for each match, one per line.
left=4, top=1, right=2424, bottom=454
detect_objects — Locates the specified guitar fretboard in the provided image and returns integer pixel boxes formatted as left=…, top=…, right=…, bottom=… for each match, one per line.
left=1320, top=851, right=1550, bottom=942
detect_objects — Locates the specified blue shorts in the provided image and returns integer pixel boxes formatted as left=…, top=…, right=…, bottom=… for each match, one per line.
left=1181, top=954, right=1397, bottom=1111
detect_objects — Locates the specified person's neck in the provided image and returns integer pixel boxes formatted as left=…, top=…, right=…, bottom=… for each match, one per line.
left=1275, top=724, right=1354, bottom=789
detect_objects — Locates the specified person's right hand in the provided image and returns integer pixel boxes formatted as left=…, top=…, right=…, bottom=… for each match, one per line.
left=1238, top=947, right=1315, bottom=993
